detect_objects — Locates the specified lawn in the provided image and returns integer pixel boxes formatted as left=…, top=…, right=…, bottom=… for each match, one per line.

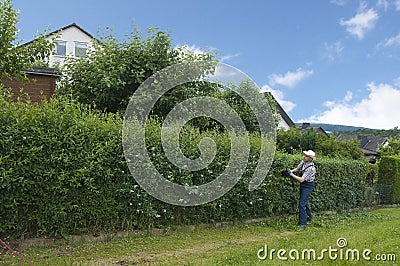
left=1, top=207, right=399, bottom=265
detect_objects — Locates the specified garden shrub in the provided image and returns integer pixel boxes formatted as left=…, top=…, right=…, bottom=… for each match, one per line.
left=373, top=184, right=392, bottom=204
left=0, top=93, right=136, bottom=237
left=378, top=156, right=400, bottom=203
left=0, top=92, right=366, bottom=238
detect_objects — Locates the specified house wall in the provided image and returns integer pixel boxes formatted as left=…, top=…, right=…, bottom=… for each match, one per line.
left=2, top=74, right=58, bottom=103
left=278, top=118, right=291, bottom=130
left=47, top=25, right=94, bottom=66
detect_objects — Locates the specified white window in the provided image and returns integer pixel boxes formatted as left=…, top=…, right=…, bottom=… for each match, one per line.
left=75, top=42, right=87, bottom=57
left=55, top=40, right=67, bottom=56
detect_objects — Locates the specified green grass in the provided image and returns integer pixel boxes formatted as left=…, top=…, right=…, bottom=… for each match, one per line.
left=1, top=207, right=399, bottom=265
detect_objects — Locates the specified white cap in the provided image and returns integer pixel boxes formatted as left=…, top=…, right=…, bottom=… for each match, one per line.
left=303, top=150, right=316, bottom=160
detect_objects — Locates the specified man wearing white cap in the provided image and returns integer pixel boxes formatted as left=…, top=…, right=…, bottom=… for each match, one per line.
left=289, top=150, right=316, bottom=228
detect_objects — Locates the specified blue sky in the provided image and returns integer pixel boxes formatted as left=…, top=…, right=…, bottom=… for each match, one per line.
left=12, top=0, right=400, bottom=129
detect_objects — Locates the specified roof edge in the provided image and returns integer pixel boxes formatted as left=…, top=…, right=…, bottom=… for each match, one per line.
left=263, top=92, right=296, bottom=127
left=19, top=22, right=96, bottom=47
left=22, top=66, right=61, bottom=77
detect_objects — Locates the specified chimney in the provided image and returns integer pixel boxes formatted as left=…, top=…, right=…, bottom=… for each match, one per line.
left=302, top=122, right=311, bottom=130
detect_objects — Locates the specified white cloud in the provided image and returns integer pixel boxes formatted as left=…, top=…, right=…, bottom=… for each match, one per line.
left=394, top=76, right=400, bottom=87
left=176, top=44, right=207, bottom=55
left=376, top=0, right=389, bottom=11
left=377, top=0, right=400, bottom=11
left=330, top=0, right=348, bottom=6
left=268, top=68, right=313, bottom=88
left=322, top=90, right=352, bottom=109
left=260, top=85, right=296, bottom=112
left=210, top=63, right=238, bottom=80
left=219, top=53, right=240, bottom=62
left=323, top=41, right=344, bottom=61
left=343, top=90, right=353, bottom=102
left=339, top=3, right=379, bottom=40
left=176, top=44, right=240, bottom=63
left=377, top=33, right=400, bottom=48
left=304, top=83, right=400, bottom=129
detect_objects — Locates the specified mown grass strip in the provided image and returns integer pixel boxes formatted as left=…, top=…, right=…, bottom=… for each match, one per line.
left=1, top=207, right=399, bottom=265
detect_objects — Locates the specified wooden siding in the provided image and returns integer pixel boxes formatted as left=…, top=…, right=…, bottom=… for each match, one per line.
left=2, top=72, right=58, bottom=103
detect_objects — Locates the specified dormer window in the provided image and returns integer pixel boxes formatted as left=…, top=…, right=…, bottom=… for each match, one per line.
left=75, top=42, right=87, bottom=57
left=55, top=40, right=67, bottom=56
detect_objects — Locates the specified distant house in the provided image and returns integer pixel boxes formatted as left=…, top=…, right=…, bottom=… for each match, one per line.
left=21, top=22, right=96, bottom=67
left=337, top=134, right=389, bottom=163
left=1, top=67, right=61, bottom=103
left=263, top=92, right=295, bottom=130
left=299, top=122, right=329, bottom=138
left=2, top=23, right=95, bottom=102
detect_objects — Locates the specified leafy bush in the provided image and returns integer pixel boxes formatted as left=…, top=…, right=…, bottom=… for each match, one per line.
left=378, top=156, right=400, bottom=203
left=379, top=138, right=400, bottom=156
left=373, top=184, right=392, bottom=204
left=0, top=93, right=136, bottom=237
left=57, top=27, right=215, bottom=114
left=0, top=0, right=54, bottom=79
left=0, top=93, right=366, bottom=238
left=276, top=127, right=363, bottom=159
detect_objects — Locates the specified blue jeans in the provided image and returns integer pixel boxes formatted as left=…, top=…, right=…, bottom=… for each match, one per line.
left=299, top=181, right=314, bottom=227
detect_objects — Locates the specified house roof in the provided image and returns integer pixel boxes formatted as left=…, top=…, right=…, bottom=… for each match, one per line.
left=300, top=122, right=329, bottom=137
left=263, top=92, right=295, bottom=127
left=336, top=133, right=388, bottom=152
left=20, top=22, right=95, bottom=47
left=22, top=67, right=61, bottom=77
left=360, top=147, right=380, bottom=157
left=336, top=133, right=357, bottom=142
left=360, top=136, right=388, bottom=151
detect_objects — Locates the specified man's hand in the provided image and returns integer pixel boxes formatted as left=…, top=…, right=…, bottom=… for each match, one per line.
left=281, top=169, right=292, bottom=177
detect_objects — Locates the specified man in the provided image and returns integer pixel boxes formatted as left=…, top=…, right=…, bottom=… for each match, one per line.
left=289, top=150, right=316, bottom=228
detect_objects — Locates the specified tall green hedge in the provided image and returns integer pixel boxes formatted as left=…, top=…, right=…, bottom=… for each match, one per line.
left=378, top=156, right=400, bottom=203
left=0, top=94, right=134, bottom=237
left=0, top=94, right=366, bottom=238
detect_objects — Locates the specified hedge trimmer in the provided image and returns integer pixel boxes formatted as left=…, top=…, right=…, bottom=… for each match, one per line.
left=281, top=169, right=296, bottom=189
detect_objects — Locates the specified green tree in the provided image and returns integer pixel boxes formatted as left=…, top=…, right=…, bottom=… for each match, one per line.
left=299, top=128, right=318, bottom=151
left=316, top=135, right=362, bottom=159
left=213, top=81, right=280, bottom=134
left=379, top=138, right=400, bottom=156
left=0, top=0, right=54, bottom=79
left=276, top=127, right=363, bottom=159
left=276, top=127, right=302, bottom=153
left=58, top=27, right=216, bottom=114
left=276, top=128, right=322, bottom=153
left=263, top=92, right=284, bottom=129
